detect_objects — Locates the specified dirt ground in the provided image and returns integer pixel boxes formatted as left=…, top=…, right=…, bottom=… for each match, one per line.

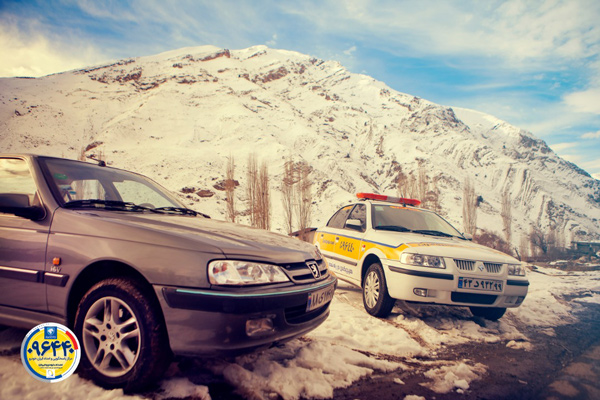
left=329, top=302, right=600, bottom=400
left=5, top=275, right=598, bottom=400
left=184, top=300, right=600, bottom=400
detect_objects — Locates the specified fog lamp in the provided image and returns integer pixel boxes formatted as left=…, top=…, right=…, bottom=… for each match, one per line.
left=246, top=317, right=275, bottom=337
left=516, top=296, right=525, bottom=305
left=413, top=288, right=428, bottom=297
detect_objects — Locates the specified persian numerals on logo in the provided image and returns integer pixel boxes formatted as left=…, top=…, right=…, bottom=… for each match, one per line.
left=20, top=323, right=81, bottom=383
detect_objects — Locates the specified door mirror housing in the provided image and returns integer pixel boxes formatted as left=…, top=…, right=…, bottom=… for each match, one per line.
left=0, top=193, right=46, bottom=220
left=345, top=218, right=364, bottom=232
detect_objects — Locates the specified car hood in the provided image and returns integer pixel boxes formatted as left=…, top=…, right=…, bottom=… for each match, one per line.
left=368, top=231, right=519, bottom=264
left=51, top=209, right=320, bottom=264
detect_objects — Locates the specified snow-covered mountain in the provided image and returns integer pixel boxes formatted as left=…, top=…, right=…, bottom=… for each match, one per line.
left=1, top=45, right=599, bottom=248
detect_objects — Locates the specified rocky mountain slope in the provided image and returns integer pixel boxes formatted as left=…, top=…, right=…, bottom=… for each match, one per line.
left=1, top=45, right=599, bottom=249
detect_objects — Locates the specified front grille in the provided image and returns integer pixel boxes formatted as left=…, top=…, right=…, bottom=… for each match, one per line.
left=284, top=302, right=330, bottom=324
left=484, top=262, right=502, bottom=273
left=455, top=259, right=475, bottom=271
left=281, top=259, right=328, bottom=283
left=451, top=292, right=497, bottom=305
left=455, top=260, right=503, bottom=274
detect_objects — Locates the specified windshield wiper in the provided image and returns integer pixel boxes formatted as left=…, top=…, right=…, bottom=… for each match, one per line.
left=412, top=229, right=454, bottom=238
left=375, top=225, right=411, bottom=232
left=64, top=201, right=210, bottom=218
left=153, top=207, right=210, bottom=218
left=64, top=200, right=155, bottom=212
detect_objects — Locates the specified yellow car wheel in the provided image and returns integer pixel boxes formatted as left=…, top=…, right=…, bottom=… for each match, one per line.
left=362, top=263, right=395, bottom=318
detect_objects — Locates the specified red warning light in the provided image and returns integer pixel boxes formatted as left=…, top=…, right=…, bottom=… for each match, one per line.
left=356, top=193, right=421, bottom=206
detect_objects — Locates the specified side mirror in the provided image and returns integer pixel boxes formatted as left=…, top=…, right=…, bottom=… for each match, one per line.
left=345, top=218, right=364, bottom=232
left=0, top=193, right=46, bottom=220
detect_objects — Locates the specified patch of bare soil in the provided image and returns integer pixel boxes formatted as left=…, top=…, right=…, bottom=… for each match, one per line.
left=331, top=302, right=600, bottom=400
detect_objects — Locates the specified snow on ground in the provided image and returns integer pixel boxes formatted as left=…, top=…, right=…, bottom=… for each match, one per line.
left=1, top=264, right=599, bottom=400
left=421, top=362, right=487, bottom=394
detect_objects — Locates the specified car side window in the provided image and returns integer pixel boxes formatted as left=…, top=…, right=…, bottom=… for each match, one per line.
left=345, top=204, right=366, bottom=231
left=326, top=205, right=353, bottom=229
left=0, top=158, right=37, bottom=207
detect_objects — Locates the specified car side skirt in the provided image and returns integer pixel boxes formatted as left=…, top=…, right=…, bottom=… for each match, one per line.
left=0, top=305, right=67, bottom=330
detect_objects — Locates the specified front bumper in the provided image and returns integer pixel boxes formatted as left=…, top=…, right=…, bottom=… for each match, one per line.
left=385, top=262, right=528, bottom=308
left=155, top=275, right=337, bottom=356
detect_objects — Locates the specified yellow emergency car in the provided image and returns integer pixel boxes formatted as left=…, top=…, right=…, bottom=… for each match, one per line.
left=314, top=193, right=529, bottom=320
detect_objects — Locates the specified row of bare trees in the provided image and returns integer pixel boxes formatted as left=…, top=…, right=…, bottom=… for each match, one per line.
left=282, top=158, right=313, bottom=238
left=395, top=164, right=564, bottom=260
left=224, top=154, right=313, bottom=236
left=462, top=176, right=568, bottom=261
left=223, top=155, right=565, bottom=258
left=396, top=165, right=442, bottom=213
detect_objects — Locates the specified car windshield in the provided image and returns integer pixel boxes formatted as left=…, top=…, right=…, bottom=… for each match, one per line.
left=40, top=157, right=184, bottom=211
left=372, top=204, right=464, bottom=238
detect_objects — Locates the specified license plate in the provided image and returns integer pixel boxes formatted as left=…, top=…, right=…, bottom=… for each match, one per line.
left=458, top=277, right=503, bottom=292
left=307, top=285, right=335, bottom=312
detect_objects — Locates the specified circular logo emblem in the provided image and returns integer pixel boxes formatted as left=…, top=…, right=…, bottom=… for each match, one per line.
left=21, top=323, right=81, bottom=383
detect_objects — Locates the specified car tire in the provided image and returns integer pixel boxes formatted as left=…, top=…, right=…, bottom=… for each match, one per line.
left=74, top=278, right=170, bottom=391
left=469, top=306, right=507, bottom=321
left=362, top=262, right=395, bottom=318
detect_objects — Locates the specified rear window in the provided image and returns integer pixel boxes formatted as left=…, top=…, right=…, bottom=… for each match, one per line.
left=326, top=205, right=353, bottom=229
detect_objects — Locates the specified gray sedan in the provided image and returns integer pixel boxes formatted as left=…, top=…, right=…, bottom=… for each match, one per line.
left=0, top=154, right=336, bottom=391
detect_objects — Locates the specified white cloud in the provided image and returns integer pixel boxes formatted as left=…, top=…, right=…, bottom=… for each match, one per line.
left=285, top=0, right=600, bottom=67
left=0, top=16, right=107, bottom=77
left=266, top=34, right=278, bottom=46
left=582, top=130, right=600, bottom=139
left=559, top=153, right=584, bottom=165
left=563, top=88, right=600, bottom=114
left=581, top=158, right=600, bottom=179
left=75, top=0, right=139, bottom=22
left=343, top=45, right=356, bottom=56
left=550, top=142, right=578, bottom=152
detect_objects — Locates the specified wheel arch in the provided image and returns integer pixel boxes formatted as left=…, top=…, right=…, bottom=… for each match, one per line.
left=66, top=260, right=165, bottom=331
left=360, top=253, right=383, bottom=285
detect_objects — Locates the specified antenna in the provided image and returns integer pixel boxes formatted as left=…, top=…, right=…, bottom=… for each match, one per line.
left=86, top=155, right=106, bottom=167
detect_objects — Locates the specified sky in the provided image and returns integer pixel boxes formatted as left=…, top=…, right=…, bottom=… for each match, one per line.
left=1, top=0, right=600, bottom=179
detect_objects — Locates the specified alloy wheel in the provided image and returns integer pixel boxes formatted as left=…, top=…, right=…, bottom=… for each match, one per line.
left=81, top=296, right=141, bottom=378
left=364, top=270, right=380, bottom=309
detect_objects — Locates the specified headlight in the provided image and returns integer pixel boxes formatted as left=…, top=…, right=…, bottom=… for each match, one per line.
left=208, top=260, right=290, bottom=285
left=400, top=253, right=446, bottom=269
left=507, top=264, right=526, bottom=276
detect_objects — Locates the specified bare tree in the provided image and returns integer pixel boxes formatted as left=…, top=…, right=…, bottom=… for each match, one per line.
left=422, top=172, right=442, bottom=214
left=397, top=170, right=418, bottom=199
left=296, top=162, right=312, bottom=241
left=281, top=158, right=296, bottom=234
left=501, top=188, right=512, bottom=247
left=530, top=226, right=550, bottom=256
left=246, top=154, right=259, bottom=227
left=395, top=168, right=407, bottom=197
left=257, top=161, right=271, bottom=230
left=417, top=166, right=428, bottom=203
left=225, top=155, right=236, bottom=223
left=462, top=177, right=478, bottom=235
left=246, top=154, right=270, bottom=229
left=519, top=234, right=529, bottom=261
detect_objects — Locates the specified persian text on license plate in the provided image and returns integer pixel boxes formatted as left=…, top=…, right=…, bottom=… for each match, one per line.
left=307, top=285, right=335, bottom=312
left=458, top=277, right=503, bottom=292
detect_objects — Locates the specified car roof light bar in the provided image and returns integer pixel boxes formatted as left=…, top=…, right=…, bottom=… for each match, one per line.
left=356, top=192, right=421, bottom=207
